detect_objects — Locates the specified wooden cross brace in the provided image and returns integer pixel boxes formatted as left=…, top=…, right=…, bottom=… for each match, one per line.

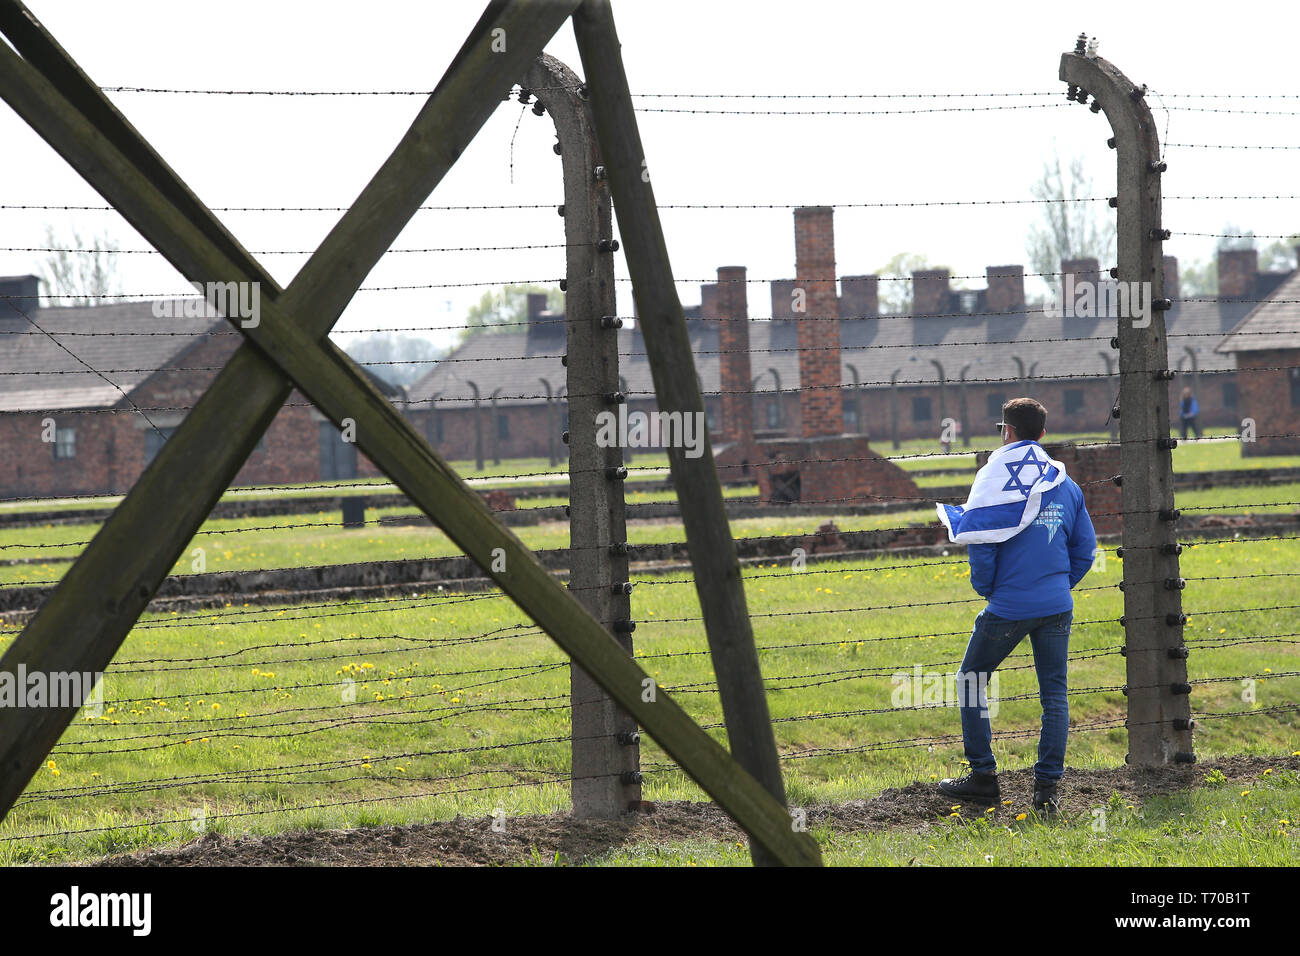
left=0, top=0, right=821, bottom=865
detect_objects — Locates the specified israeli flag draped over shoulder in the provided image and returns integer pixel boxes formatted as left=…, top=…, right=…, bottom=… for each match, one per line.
left=936, top=440, right=1069, bottom=544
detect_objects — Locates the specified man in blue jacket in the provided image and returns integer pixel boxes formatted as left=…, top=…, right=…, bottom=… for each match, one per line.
left=936, top=398, right=1097, bottom=812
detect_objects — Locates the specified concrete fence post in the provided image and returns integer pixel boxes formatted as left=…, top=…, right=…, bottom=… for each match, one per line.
left=525, top=53, right=640, bottom=817
left=1060, top=38, right=1193, bottom=766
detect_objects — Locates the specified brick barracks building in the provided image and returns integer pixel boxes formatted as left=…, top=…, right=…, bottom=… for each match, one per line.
left=0, top=275, right=393, bottom=498
left=3, top=214, right=1296, bottom=499
left=406, top=211, right=1296, bottom=467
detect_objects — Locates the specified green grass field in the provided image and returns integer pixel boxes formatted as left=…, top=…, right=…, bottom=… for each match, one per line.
left=0, top=527, right=1295, bottom=865
left=0, top=435, right=1296, bottom=866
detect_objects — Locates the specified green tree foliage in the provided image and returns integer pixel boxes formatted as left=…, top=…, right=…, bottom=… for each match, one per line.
left=874, top=253, right=948, bottom=314
left=463, top=284, right=565, bottom=336
left=1178, top=225, right=1298, bottom=298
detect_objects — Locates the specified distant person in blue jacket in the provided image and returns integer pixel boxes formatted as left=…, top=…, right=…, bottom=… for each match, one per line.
left=933, top=397, right=1097, bottom=813
left=1179, top=387, right=1201, bottom=440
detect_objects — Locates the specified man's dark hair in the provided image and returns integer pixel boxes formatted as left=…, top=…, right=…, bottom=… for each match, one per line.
left=1003, top=397, right=1047, bottom=440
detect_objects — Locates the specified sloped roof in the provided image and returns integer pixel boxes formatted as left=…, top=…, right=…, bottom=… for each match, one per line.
left=1216, top=268, right=1300, bottom=353
left=405, top=294, right=1254, bottom=410
left=0, top=300, right=222, bottom=412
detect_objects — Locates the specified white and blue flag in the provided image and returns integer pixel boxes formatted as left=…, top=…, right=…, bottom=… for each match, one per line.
left=936, top=440, right=1069, bottom=545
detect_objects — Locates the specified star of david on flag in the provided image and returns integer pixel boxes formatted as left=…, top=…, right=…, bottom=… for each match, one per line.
left=934, top=440, right=1069, bottom=544
left=1002, top=447, right=1049, bottom=497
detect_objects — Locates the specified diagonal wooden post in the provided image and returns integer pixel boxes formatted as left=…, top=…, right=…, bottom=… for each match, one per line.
left=0, top=0, right=579, bottom=818
left=0, top=1, right=820, bottom=865
left=571, top=0, right=792, bottom=866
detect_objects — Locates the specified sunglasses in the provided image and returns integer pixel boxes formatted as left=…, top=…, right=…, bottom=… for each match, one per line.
left=995, top=421, right=1008, bottom=435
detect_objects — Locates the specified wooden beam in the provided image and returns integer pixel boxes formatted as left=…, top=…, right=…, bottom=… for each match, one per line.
left=571, top=0, right=805, bottom=866
left=0, top=0, right=577, bottom=818
left=0, top=2, right=821, bottom=865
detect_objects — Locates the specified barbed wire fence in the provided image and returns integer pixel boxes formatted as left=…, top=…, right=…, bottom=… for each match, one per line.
left=0, top=62, right=1298, bottom=856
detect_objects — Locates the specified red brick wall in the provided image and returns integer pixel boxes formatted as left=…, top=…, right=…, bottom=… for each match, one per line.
left=793, top=206, right=843, bottom=436
left=1235, top=348, right=1300, bottom=456
left=0, top=333, right=388, bottom=498
left=752, top=435, right=921, bottom=505
left=0, top=410, right=123, bottom=497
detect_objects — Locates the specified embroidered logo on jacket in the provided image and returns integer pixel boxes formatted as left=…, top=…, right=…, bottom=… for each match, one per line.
left=1033, top=501, right=1066, bottom=543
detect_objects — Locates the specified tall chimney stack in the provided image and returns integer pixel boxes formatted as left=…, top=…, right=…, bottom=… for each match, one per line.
left=1163, top=256, right=1179, bottom=301
left=717, top=266, right=752, bottom=443
left=698, top=282, right=719, bottom=320
left=793, top=206, right=842, bottom=437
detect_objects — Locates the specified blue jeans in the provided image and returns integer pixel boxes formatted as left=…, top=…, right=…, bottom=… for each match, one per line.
left=957, top=607, right=1072, bottom=782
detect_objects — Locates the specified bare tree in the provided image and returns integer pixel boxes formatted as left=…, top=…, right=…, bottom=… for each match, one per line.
left=38, top=226, right=121, bottom=305
left=1026, top=152, right=1115, bottom=291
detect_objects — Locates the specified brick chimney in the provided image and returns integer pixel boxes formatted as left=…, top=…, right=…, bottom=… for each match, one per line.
left=912, top=269, right=951, bottom=316
left=0, top=274, right=40, bottom=321
left=699, top=282, right=719, bottom=320
left=770, top=278, right=798, bottom=319
left=793, top=206, right=842, bottom=437
left=717, top=266, right=752, bottom=443
left=985, top=265, right=1025, bottom=313
left=526, top=292, right=549, bottom=322
left=839, top=275, right=879, bottom=318
left=1061, top=257, right=1101, bottom=289
left=1218, top=248, right=1258, bottom=298
left=1163, top=255, right=1179, bottom=301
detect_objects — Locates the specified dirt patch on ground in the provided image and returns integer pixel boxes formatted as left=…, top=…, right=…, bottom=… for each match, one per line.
left=103, top=754, right=1296, bottom=867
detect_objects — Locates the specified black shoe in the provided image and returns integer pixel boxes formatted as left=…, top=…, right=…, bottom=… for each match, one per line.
left=939, top=771, right=1000, bottom=805
left=1032, top=778, right=1060, bottom=814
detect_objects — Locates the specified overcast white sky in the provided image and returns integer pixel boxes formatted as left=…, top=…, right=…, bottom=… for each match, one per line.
left=4, top=0, right=1300, bottom=352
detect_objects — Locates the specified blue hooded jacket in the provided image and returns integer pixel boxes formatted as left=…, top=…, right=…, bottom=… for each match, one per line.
left=966, top=450, right=1098, bottom=620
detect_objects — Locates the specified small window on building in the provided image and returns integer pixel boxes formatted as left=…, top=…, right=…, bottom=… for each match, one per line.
left=1291, top=368, right=1300, bottom=409
left=843, top=397, right=859, bottom=433
left=1223, top=382, right=1238, bottom=408
left=497, top=414, right=510, bottom=441
left=986, top=393, right=1007, bottom=421
left=51, top=424, right=75, bottom=463
left=434, top=415, right=444, bottom=443
left=53, top=425, right=76, bottom=460
left=766, top=400, right=781, bottom=429
left=144, top=426, right=177, bottom=464
left=705, top=405, right=717, bottom=432
left=912, top=396, right=933, bottom=422
left=1064, top=389, right=1085, bottom=416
